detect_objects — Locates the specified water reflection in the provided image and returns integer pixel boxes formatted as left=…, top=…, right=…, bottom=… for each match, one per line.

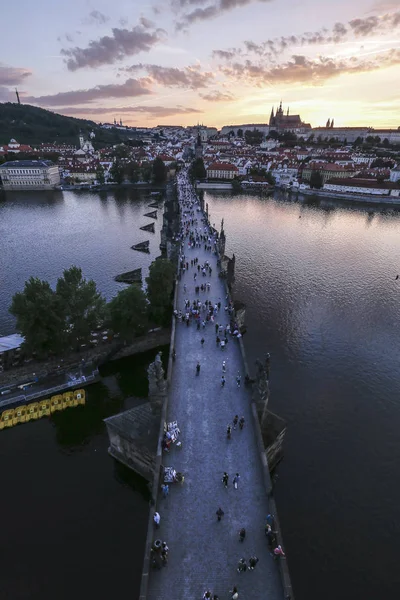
left=205, top=190, right=400, bottom=600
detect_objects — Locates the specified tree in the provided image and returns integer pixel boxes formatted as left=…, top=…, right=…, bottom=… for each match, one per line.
left=237, top=128, right=243, bottom=138
left=56, top=266, right=106, bottom=351
left=191, top=157, right=206, bottom=179
left=265, top=171, right=276, bottom=185
left=245, top=128, right=264, bottom=146
left=96, top=164, right=105, bottom=184
left=109, top=160, right=125, bottom=184
left=114, top=144, right=130, bottom=159
left=141, top=162, right=152, bottom=183
left=268, top=130, right=280, bottom=140
left=146, top=258, right=176, bottom=325
left=10, top=277, right=66, bottom=358
left=153, top=156, right=167, bottom=183
left=108, top=285, right=148, bottom=341
left=309, top=170, right=324, bottom=189
left=126, top=161, right=140, bottom=183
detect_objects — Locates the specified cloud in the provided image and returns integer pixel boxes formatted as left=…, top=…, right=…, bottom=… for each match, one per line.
left=83, top=10, right=110, bottom=25
left=61, top=26, right=165, bottom=70
left=212, top=49, right=239, bottom=60
left=200, top=90, right=235, bottom=101
left=212, top=10, right=400, bottom=59
left=176, top=0, right=272, bottom=29
left=220, top=49, right=400, bottom=86
left=139, top=16, right=155, bottom=28
left=0, top=64, right=32, bottom=86
left=124, top=63, right=214, bottom=88
left=26, top=78, right=152, bottom=106
left=58, top=105, right=203, bottom=117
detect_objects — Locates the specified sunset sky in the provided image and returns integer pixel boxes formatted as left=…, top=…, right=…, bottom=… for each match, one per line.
left=1, top=0, right=400, bottom=128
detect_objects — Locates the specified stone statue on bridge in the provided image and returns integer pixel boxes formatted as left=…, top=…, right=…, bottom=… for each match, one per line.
left=148, top=352, right=167, bottom=413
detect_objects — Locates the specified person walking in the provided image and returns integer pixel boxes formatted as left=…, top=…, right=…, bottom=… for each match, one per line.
left=201, top=337, right=205, bottom=346
left=221, top=375, right=226, bottom=387
left=239, top=416, right=245, bottom=430
left=222, top=360, right=226, bottom=373
left=222, top=472, right=229, bottom=488
left=216, top=507, right=225, bottom=521
left=237, top=558, right=247, bottom=573
left=226, top=424, right=232, bottom=439
left=230, top=587, right=239, bottom=600
left=239, top=527, right=246, bottom=542
left=233, top=415, right=239, bottom=430
left=196, top=362, right=201, bottom=376
left=153, top=511, right=161, bottom=528
left=248, top=556, right=259, bottom=571
left=274, top=545, right=286, bottom=559
left=233, top=473, right=240, bottom=489
left=161, top=484, right=169, bottom=499
left=236, top=373, right=241, bottom=388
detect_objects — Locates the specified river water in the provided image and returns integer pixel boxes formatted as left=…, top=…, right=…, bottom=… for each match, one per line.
left=1, top=188, right=400, bottom=599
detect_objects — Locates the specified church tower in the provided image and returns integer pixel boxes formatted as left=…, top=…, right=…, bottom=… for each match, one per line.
left=269, top=106, right=275, bottom=126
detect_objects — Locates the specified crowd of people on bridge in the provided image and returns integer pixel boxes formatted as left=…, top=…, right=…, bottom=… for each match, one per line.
left=150, top=170, right=285, bottom=600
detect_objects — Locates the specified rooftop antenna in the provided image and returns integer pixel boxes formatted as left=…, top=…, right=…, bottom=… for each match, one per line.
left=15, top=88, right=21, bottom=105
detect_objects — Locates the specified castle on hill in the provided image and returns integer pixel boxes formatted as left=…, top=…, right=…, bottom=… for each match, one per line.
left=269, top=101, right=311, bottom=133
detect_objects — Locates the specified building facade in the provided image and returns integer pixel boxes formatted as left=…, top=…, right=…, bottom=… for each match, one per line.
left=206, top=162, right=239, bottom=179
left=0, top=160, right=60, bottom=190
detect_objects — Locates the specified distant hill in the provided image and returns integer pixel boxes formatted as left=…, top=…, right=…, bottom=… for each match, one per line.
left=0, top=103, right=133, bottom=147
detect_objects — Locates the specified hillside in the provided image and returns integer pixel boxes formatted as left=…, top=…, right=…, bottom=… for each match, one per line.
left=0, top=103, right=133, bottom=147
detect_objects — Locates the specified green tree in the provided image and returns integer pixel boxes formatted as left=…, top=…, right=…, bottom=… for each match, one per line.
left=153, top=156, right=167, bottom=183
left=10, top=277, right=65, bottom=358
left=265, top=171, right=276, bottom=185
left=109, top=160, right=125, bottom=184
left=96, top=164, right=105, bottom=184
left=245, top=128, right=264, bottom=146
left=56, top=266, right=106, bottom=350
left=146, top=258, right=176, bottom=325
left=191, top=157, right=206, bottom=179
left=141, top=162, right=152, bottom=183
left=309, top=170, right=324, bottom=189
left=108, top=285, right=148, bottom=341
left=237, top=128, right=244, bottom=138
left=126, top=161, right=140, bottom=183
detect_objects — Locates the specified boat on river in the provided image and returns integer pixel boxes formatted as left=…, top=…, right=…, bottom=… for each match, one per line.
left=0, top=389, right=86, bottom=429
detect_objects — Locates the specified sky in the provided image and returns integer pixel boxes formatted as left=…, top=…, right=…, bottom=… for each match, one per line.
left=1, top=0, right=400, bottom=129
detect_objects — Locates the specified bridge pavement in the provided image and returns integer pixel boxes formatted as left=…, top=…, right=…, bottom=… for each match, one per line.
left=147, top=189, right=283, bottom=600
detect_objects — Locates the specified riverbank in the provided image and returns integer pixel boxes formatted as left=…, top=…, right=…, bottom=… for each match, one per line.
left=59, top=183, right=167, bottom=192
left=0, top=328, right=170, bottom=391
left=287, top=186, right=400, bottom=207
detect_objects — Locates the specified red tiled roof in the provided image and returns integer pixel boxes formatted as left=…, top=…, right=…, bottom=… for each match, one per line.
left=207, top=162, right=238, bottom=171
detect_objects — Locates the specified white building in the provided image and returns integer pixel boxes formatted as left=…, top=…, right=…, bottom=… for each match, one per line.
left=390, top=166, right=400, bottom=183
left=0, top=160, right=60, bottom=190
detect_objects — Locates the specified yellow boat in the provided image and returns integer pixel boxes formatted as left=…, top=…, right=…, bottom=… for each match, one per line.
left=26, top=402, right=39, bottom=421
left=13, top=405, right=27, bottom=425
left=0, top=387, right=87, bottom=430
left=50, top=395, right=63, bottom=412
left=2, top=409, right=14, bottom=428
left=74, top=389, right=85, bottom=405
left=63, top=391, right=75, bottom=407
left=38, top=399, right=51, bottom=418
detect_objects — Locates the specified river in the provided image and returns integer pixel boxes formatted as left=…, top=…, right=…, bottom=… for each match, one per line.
left=0, top=188, right=400, bottom=599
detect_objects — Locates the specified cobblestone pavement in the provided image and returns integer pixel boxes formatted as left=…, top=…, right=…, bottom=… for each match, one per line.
left=147, top=175, right=283, bottom=600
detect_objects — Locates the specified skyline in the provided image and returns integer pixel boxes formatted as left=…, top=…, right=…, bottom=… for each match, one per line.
left=1, top=0, right=400, bottom=128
